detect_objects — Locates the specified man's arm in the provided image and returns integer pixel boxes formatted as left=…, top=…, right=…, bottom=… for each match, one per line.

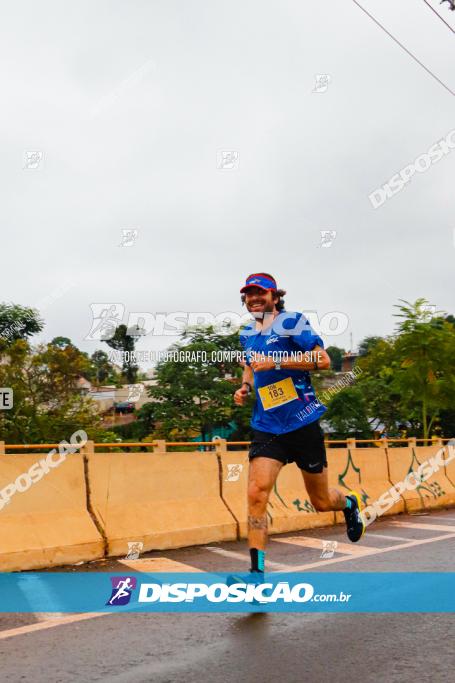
left=281, top=346, right=330, bottom=371
left=249, top=346, right=331, bottom=372
left=233, top=364, right=254, bottom=405
left=241, top=363, right=254, bottom=387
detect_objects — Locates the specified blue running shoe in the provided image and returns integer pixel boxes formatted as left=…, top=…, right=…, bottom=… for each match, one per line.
left=344, top=490, right=365, bottom=542
left=226, top=570, right=263, bottom=587
left=226, top=571, right=266, bottom=609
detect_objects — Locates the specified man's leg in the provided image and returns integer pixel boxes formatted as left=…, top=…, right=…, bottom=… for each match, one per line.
left=301, top=468, right=365, bottom=542
left=247, top=456, right=283, bottom=571
left=301, top=467, right=345, bottom=512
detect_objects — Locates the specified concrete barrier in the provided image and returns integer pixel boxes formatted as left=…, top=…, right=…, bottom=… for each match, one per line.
left=387, top=446, right=455, bottom=513
left=218, top=451, right=249, bottom=537
left=444, top=443, right=455, bottom=489
left=327, top=447, right=404, bottom=524
left=87, top=452, right=237, bottom=556
left=0, top=454, right=104, bottom=571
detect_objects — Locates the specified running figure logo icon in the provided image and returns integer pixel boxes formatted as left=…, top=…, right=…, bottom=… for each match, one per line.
left=320, top=540, right=338, bottom=559
left=226, top=464, right=243, bottom=482
left=106, top=576, right=137, bottom=606
left=216, top=150, right=239, bottom=170
left=319, top=230, right=337, bottom=248
left=23, top=150, right=44, bottom=169
left=119, top=229, right=139, bottom=247
left=312, top=74, right=331, bottom=93
left=125, top=541, right=143, bottom=560
left=127, top=385, right=144, bottom=402
left=85, top=303, right=125, bottom=341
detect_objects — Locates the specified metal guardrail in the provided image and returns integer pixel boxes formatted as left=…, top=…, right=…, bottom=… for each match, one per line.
left=1, top=437, right=453, bottom=453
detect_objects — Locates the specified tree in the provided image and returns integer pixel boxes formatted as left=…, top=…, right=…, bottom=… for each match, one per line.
left=50, top=336, right=73, bottom=349
left=355, top=336, right=407, bottom=436
left=147, top=326, right=249, bottom=441
left=326, top=346, right=345, bottom=372
left=103, top=324, right=138, bottom=383
left=135, top=402, right=156, bottom=434
left=89, top=350, right=119, bottom=385
left=358, top=336, right=383, bottom=357
left=354, top=300, right=455, bottom=441
left=0, top=340, right=112, bottom=443
left=324, top=387, right=371, bottom=437
left=0, top=303, right=44, bottom=346
left=392, top=299, right=455, bottom=442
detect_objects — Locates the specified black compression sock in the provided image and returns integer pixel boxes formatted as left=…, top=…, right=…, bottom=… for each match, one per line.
left=249, top=548, right=265, bottom=573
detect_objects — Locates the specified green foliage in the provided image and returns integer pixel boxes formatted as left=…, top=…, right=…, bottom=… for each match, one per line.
left=391, top=299, right=455, bottom=440
left=135, top=401, right=155, bottom=430
left=357, top=336, right=383, bottom=357
left=50, top=336, right=73, bottom=349
left=354, top=336, right=405, bottom=436
left=349, top=300, right=455, bottom=439
left=0, top=340, right=114, bottom=444
left=0, top=303, right=44, bottom=346
left=326, top=346, right=345, bottom=372
left=324, top=300, right=455, bottom=440
left=103, top=324, right=138, bottom=383
left=324, top=387, right=371, bottom=437
left=88, top=350, right=121, bottom=386
left=147, top=326, right=250, bottom=440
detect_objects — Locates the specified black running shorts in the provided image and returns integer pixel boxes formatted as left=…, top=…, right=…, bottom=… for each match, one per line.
left=248, top=419, right=328, bottom=473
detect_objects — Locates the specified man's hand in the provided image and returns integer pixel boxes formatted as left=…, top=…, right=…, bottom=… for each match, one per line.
left=234, top=384, right=251, bottom=405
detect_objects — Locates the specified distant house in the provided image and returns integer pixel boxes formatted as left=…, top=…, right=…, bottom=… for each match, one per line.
left=76, top=377, right=92, bottom=395
left=89, top=385, right=116, bottom=413
left=342, top=352, right=358, bottom=373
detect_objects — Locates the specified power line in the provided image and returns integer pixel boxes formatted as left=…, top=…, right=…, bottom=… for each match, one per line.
left=352, top=0, right=455, bottom=97
left=422, top=0, right=455, bottom=34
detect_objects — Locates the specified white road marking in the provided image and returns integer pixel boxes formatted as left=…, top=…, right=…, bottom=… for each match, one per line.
left=366, top=533, right=412, bottom=542
left=119, top=558, right=199, bottom=572
left=204, top=546, right=291, bottom=570
left=389, top=521, right=455, bottom=532
left=284, top=531, right=455, bottom=572
left=0, top=613, right=109, bottom=641
left=272, top=536, right=377, bottom=555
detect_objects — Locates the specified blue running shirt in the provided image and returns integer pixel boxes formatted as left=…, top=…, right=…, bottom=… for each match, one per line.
left=239, top=311, right=327, bottom=434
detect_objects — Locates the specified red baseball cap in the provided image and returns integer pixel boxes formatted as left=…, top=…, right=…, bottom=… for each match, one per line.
left=240, top=273, right=277, bottom=293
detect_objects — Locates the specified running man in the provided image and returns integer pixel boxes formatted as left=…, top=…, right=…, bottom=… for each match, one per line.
left=109, top=577, right=134, bottom=604
left=234, top=273, right=365, bottom=575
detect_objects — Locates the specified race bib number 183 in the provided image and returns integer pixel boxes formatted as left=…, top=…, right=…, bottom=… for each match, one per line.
left=258, top=377, right=299, bottom=411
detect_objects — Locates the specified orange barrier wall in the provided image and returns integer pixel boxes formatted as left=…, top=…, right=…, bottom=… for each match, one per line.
left=327, top=447, right=404, bottom=524
left=444, top=442, right=455, bottom=488
left=0, top=454, right=103, bottom=571
left=218, top=451, right=249, bottom=537
left=87, top=452, right=237, bottom=556
left=387, top=446, right=455, bottom=513
left=3, top=445, right=454, bottom=571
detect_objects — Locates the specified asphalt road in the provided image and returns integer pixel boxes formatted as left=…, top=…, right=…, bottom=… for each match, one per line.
left=1, top=509, right=455, bottom=683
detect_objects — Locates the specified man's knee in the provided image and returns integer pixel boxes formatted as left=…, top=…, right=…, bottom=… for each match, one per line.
left=248, top=480, right=270, bottom=511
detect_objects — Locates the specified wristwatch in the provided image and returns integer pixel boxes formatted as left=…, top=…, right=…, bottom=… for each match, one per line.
left=241, top=382, right=252, bottom=394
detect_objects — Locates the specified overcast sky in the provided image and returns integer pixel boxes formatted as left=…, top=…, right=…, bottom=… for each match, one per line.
left=2, top=0, right=454, bottom=366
